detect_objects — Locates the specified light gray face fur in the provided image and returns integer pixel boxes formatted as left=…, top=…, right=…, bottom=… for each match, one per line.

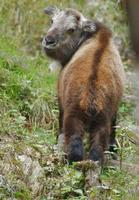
left=42, top=6, right=96, bottom=66
left=42, top=6, right=96, bottom=50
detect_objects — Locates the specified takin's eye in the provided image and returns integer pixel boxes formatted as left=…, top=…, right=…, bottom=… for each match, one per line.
left=67, top=28, right=75, bottom=34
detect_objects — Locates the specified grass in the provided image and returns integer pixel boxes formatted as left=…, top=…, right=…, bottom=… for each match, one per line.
left=0, top=0, right=139, bottom=199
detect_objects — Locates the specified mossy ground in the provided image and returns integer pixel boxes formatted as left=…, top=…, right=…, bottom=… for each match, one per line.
left=0, top=0, right=139, bottom=199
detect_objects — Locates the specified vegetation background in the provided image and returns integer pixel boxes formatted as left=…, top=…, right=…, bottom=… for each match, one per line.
left=0, top=0, right=139, bottom=199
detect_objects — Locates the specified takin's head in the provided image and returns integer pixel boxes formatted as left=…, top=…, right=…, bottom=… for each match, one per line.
left=42, top=6, right=97, bottom=66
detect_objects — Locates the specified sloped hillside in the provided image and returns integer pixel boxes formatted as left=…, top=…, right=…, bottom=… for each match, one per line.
left=0, top=0, right=139, bottom=199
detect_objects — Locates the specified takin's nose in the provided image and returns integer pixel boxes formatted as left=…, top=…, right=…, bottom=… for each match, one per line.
left=45, top=36, right=56, bottom=46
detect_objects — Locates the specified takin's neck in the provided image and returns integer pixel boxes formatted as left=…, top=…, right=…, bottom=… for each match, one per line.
left=62, top=32, right=95, bottom=67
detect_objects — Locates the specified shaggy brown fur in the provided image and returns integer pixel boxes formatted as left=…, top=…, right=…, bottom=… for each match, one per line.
left=43, top=7, right=125, bottom=164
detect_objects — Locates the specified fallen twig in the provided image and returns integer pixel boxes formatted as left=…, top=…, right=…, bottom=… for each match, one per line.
left=105, top=159, right=139, bottom=175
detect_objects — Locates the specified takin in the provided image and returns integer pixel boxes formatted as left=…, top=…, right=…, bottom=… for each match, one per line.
left=42, top=6, right=125, bottom=164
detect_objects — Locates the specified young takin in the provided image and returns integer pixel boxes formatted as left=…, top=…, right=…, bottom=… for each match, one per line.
left=42, top=6, right=125, bottom=164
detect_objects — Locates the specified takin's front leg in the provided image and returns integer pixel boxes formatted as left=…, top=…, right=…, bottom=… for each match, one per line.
left=63, top=113, right=84, bottom=164
left=57, top=97, right=64, bottom=136
left=57, top=102, right=65, bottom=151
left=89, top=122, right=110, bottom=165
left=109, top=116, right=117, bottom=153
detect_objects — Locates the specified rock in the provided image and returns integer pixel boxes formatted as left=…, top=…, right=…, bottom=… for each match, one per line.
left=17, top=155, right=32, bottom=176
left=0, top=135, right=46, bottom=199
left=48, top=61, right=60, bottom=73
left=57, top=133, right=65, bottom=152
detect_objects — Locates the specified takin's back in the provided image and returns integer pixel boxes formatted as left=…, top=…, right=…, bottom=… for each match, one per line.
left=58, top=25, right=125, bottom=120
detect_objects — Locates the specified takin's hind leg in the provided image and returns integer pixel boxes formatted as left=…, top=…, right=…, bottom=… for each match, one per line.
left=89, top=123, right=110, bottom=165
left=63, top=114, right=84, bottom=164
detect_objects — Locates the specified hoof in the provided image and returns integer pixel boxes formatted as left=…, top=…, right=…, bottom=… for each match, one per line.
left=68, top=136, right=83, bottom=164
left=89, top=147, right=103, bottom=164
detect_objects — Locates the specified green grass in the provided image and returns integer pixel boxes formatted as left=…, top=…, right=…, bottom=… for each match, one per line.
left=0, top=32, right=57, bottom=136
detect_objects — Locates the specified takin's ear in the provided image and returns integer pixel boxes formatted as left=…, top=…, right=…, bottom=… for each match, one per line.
left=44, top=6, right=60, bottom=16
left=82, top=20, right=96, bottom=33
